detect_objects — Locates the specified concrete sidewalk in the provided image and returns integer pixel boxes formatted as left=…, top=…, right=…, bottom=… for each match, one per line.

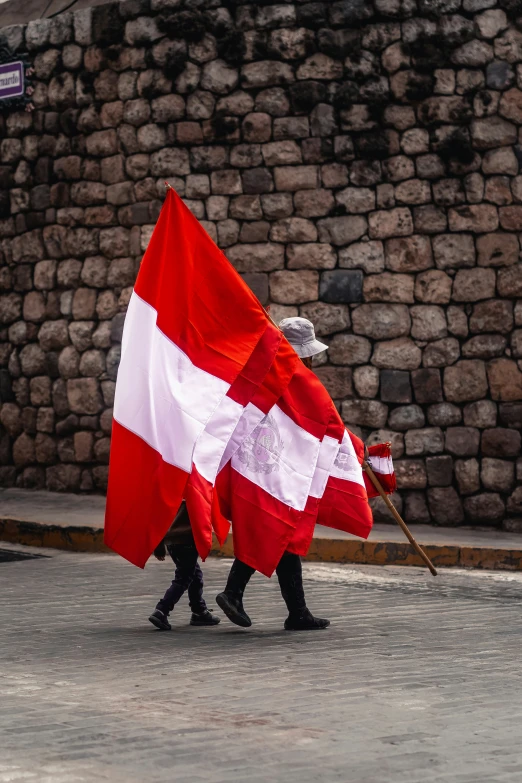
left=1, top=487, right=522, bottom=571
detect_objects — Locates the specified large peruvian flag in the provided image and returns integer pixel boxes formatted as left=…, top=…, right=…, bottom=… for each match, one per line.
left=105, top=188, right=375, bottom=574
left=104, top=188, right=296, bottom=567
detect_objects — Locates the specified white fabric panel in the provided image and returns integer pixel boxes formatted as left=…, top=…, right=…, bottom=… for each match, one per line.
left=114, top=292, right=230, bottom=472
left=309, top=435, right=340, bottom=499
left=367, top=455, right=394, bottom=476
left=329, top=430, right=366, bottom=488
left=192, top=394, right=244, bottom=483
left=218, top=402, right=265, bottom=475
left=231, top=405, right=321, bottom=511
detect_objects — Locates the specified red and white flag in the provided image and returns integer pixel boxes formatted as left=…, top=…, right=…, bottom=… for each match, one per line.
left=105, top=189, right=374, bottom=573
left=364, top=442, right=397, bottom=497
left=104, top=189, right=296, bottom=567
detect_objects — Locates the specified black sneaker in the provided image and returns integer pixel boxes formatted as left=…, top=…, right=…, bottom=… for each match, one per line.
left=148, top=609, right=171, bottom=631
left=190, top=609, right=220, bottom=626
left=216, top=591, right=252, bottom=628
left=284, top=609, right=330, bottom=631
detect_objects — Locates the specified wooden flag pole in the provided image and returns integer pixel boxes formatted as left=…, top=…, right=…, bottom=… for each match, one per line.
left=363, top=461, right=438, bottom=576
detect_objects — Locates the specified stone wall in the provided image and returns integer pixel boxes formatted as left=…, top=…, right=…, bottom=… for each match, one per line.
left=0, top=0, right=521, bottom=526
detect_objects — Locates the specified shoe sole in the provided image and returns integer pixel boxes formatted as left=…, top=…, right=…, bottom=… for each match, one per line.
left=216, top=593, right=252, bottom=628
left=190, top=619, right=221, bottom=626
left=148, top=615, right=171, bottom=631
left=284, top=621, right=331, bottom=631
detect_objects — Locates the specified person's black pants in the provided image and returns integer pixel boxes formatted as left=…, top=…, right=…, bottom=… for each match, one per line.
left=156, top=543, right=207, bottom=615
left=224, top=551, right=306, bottom=618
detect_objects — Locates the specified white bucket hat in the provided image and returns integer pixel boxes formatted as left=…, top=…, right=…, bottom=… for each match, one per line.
left=279, top=317, right=328, bottom=359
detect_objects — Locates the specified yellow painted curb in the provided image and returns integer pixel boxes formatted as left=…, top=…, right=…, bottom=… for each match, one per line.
left=3, top=517, right=522, bottom=571
left=0, top=518, right=109, bottom=554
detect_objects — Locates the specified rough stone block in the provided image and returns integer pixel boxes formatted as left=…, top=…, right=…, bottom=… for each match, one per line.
left=353, top=365, right=380, bottom=398
left=269, top=270, right=318, bottom=305
left=426, top=455, right=453, bottom=487
left=261, top=193, right=293, bottom=219
left=287, top=244, right=336, bottom=270
left=241, top=61, right=295, bottom=89
left=487, top=358, right=522, bottom=401
left=317, top=216, right=367, bottom=246
left=385, top=234, right=433, bottom=273
left=395, top=459, right=427, bottom=490
left=405, top=427, right=444, bottom=456
left=404, top=491, right=431, bottom=524
left=315, top=367, right=353, bottom=399
left=414, top=270, right=452, bottom=304
left=482, top=427, right=521, bottom=457
left=294, top=189, right=335, bottom=218
left=464, top=493, right=505, bottom=525
left=427, top=486, right=464, bottom=525
left=471, top=117, right=517, bottom=149
left=444, top=360, right=488, bottom=402
left=242, top=168, right=274, bottom=195
left=388, top=404, right=425, bottom=431
left=498, top=264, right=522, bottom=298
left=300, top=302, right=351, bottom=337
left=499, top=402, right=522, bottom=429
left=341, top=399, right=388, bottom=428
left=368, top=208, right=413, bottom=239
left=380, top=369, right=411, bottom=403
left=469, top=300, right=513, bottom=334
left=319, top=270, right=363, bottom=304
left=352, top=303, right=410, bottom=340
left=372, top=338, right=421, bottom=370
left=270, top=218, right=317, bottom=243
left=274, top=166, right=320, bottom=192
left=411, top=368, right=443, bottom=404
left=445, top=427, right=481, bottom=457
left=211, top=170, right=242, bottom=196
left=463, top=400, right=497, bottom=429
left=481, top=458, right=515, bottom=493
left=507, top=487, right=522, bottom=514
left=462, top=334, right=507, bottom=359
left=432, top=233, right=476, bottom=269
left=229, top=196, right=263, bottom=225
left=227, top=243, right=284, bottom=274
left=363, top=273, right=414, bottom=304
left=328, top=334, right=371, bottom=366
left=339, top=241, right=384, bottom=274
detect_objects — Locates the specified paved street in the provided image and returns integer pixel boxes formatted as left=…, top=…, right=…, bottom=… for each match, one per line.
left=1, top=548, right=522, bottom=782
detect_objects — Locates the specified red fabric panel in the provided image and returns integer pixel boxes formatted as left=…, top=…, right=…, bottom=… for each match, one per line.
left=185, top=465, right=215, bottom=561
left=277, top=363, right=334, bottom=440
left=317, top=476, right=373, bottom=540
left=218, top=468, right=300, bottom=577
left=104, top=421, right=188, bottom=568
left=286, top=496, right=320, bottom=557
left=250, top=338, right=299, bottom=414
left=226, top=323, right=282, bottom=406
left=134, top=188, right=268, bottom=384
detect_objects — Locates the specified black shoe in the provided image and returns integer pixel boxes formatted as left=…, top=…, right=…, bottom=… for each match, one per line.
left=284, top=609, right=330, bottom=631
left=148, top=609, right=171, bottom=631
left=216, top=591, right=252, bottom=628
left=190, top=609, right=220, bottom=626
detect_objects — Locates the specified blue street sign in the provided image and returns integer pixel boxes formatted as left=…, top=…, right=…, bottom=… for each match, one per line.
left=0, top=61, right=24, bottom=101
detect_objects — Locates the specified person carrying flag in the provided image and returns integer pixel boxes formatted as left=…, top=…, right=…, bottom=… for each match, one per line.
left=216, top=317, right=336, bottom=632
